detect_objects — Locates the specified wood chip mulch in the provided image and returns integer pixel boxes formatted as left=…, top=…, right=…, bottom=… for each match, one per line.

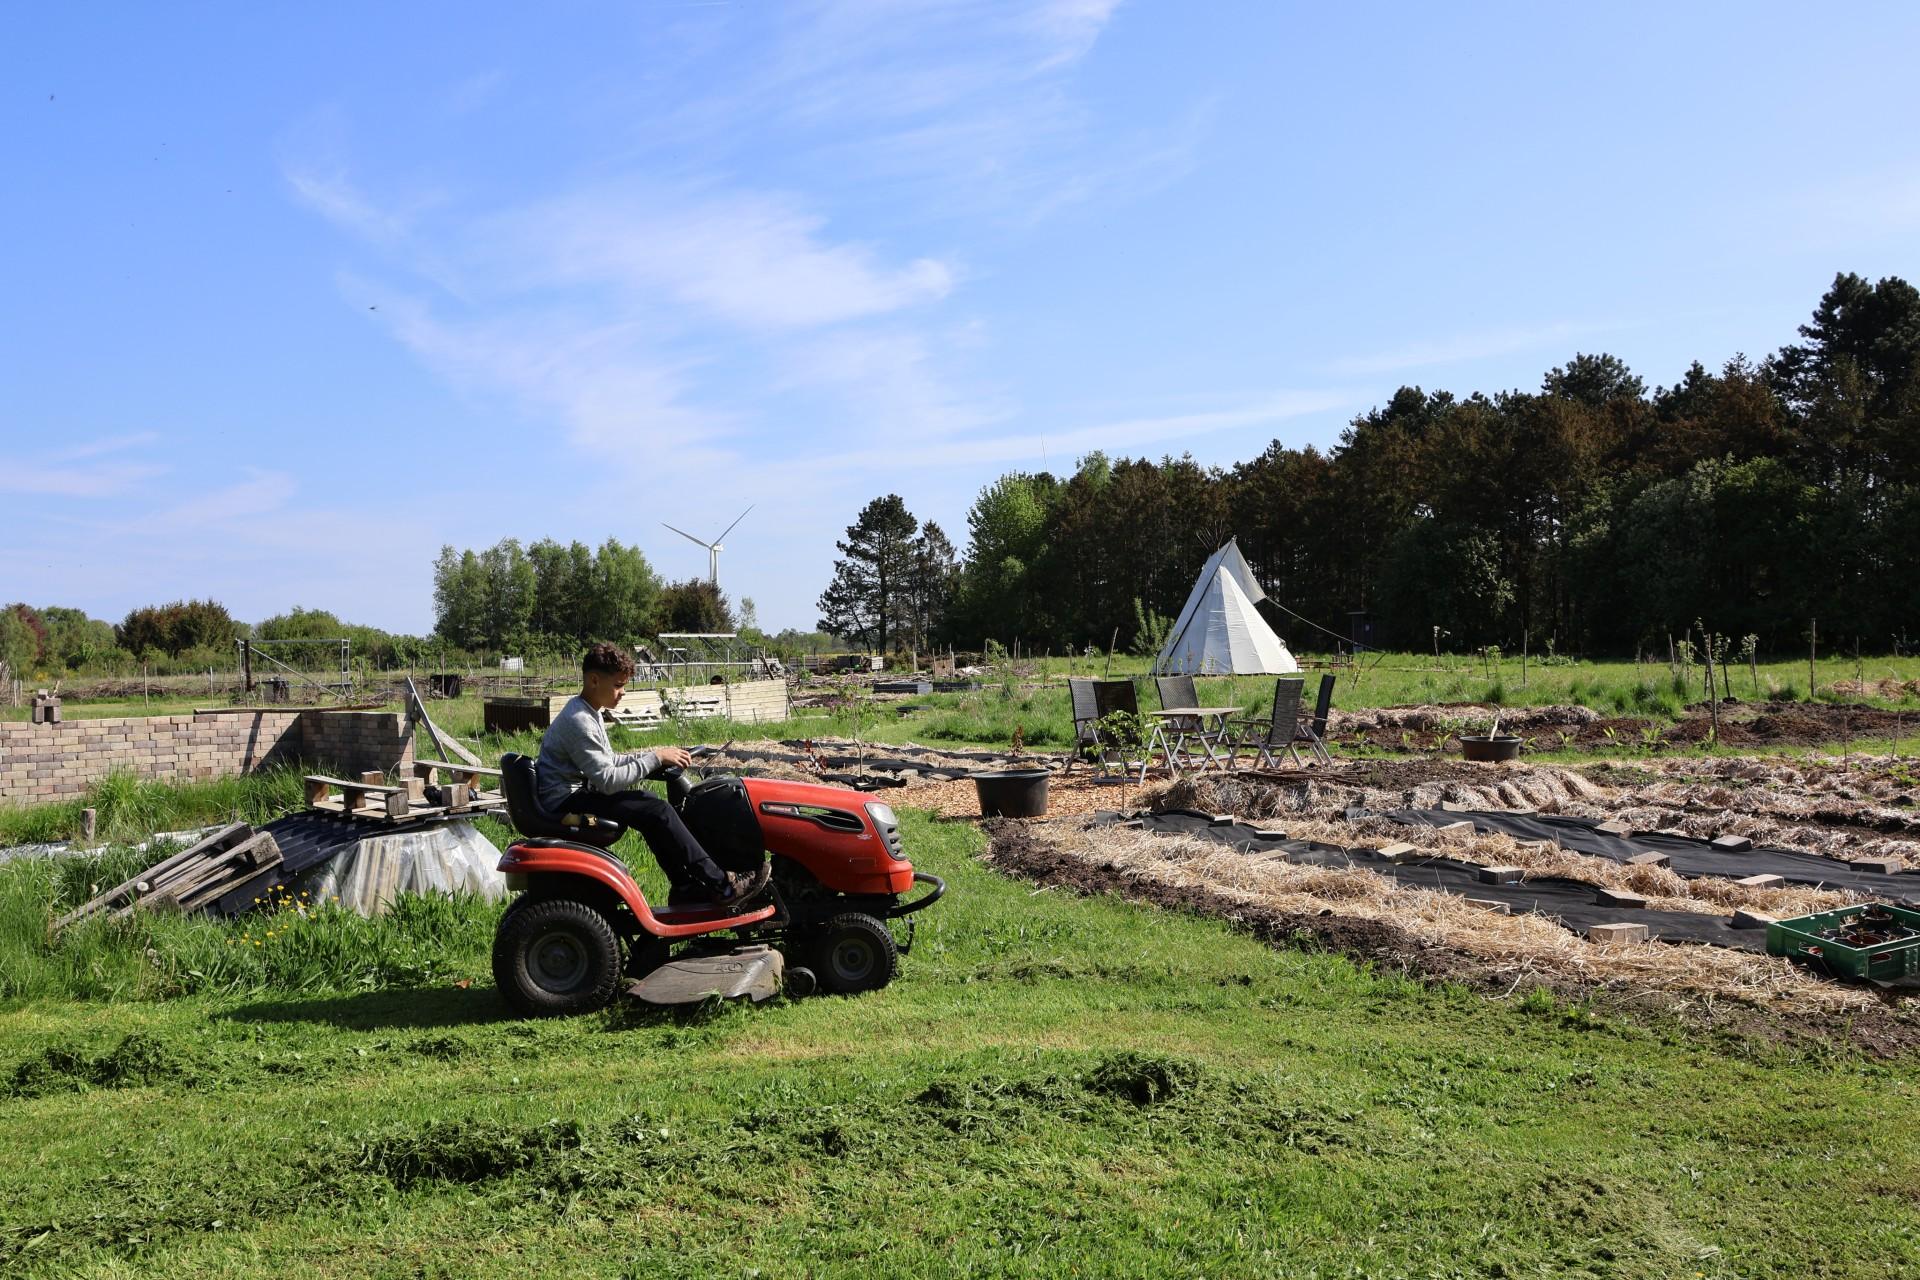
left=897, top=769, right=1159, bottom=820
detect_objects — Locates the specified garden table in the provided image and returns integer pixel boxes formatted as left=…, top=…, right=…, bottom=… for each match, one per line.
left=1147, top=706, right=1241, bottom=775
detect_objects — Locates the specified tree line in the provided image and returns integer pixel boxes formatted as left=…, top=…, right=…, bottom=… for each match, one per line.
left=429, top=537, right=755, bottom=656
left=820, top=272, right=1920, bottom=658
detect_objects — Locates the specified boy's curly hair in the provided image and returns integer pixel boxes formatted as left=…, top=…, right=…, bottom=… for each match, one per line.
left=582, top=642, right=636, bottom=679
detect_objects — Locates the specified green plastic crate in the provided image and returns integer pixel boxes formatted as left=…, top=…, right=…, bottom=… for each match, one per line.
left=1766, top=903, right=1920, bottom=981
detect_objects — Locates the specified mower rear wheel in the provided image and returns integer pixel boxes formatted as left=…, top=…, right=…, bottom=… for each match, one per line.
left=809, top=912, right=898, bottom=995
left=493, top=898, right=622, bottom=1017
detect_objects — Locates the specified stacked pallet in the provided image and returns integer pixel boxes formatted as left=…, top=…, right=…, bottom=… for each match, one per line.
left=52, top=822, right=284, bottom=932
left=302, top=765, right=507, bottom=823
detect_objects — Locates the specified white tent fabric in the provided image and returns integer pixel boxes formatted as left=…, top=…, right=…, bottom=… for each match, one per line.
left=1155, top=539, right=1298, bottom=675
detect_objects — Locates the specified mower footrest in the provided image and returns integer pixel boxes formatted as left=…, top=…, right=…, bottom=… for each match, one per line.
left=626, top=946, right=785, bottom=1005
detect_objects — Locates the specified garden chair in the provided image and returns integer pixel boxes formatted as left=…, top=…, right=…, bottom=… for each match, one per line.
left=1224, top=676, right=1307, bottom=769
left=1294, top=673, right=1337, bottom=765
left=1065, top=678, right=1149, bottom=780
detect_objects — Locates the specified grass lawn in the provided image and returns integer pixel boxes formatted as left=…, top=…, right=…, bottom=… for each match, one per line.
left=3, top=811, right=1917, bottom=1278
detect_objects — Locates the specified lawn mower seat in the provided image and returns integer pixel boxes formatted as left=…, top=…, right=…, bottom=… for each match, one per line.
left=500, top=753, right=625, bottom=850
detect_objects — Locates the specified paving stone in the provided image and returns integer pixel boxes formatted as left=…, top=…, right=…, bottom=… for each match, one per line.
left=1376, top=842, right=1420, bottom=863
left=1477, top=865, right=1524, bottom=884
left=1626, top=851, right=1672, bottom=869
left=1437, top=820, right=1476, bottom=835
left=1847, top=858, right=1903, bottom=875
left=1735, top=873, right=1786, bottom=889
left=1594, top=887, right=1650, bottom=909
left=1595, top=820, right=1633, bottom=836
left=1730, top=909, right=1776, bottom=930
left=1710, top=834, right=1754, bottom=853
left=1587, top=922, right=1649, bottom=945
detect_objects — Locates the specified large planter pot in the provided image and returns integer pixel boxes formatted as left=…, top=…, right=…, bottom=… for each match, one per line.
left=971, top=769, right=1051, bottom=818
left=1459, top=735, right=1523, bottom=763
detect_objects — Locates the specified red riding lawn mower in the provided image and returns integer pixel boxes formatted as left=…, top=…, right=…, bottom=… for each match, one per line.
left=491, top=748, right=945, bottom=1015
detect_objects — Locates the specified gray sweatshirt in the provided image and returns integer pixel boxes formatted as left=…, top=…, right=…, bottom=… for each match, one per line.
left=535, top=695, right=660, bottom=812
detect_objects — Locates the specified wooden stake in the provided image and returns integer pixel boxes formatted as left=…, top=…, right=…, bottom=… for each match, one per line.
left=1809, top=618, right=1817, bottom=701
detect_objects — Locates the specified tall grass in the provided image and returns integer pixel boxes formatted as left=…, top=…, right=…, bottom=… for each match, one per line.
left=0, top=845, right=502, bottom=1002
left=0, top=768, right=307, bottom=848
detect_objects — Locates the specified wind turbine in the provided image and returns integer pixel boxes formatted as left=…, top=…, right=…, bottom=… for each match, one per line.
left=662, top=505, right=753, bottom=588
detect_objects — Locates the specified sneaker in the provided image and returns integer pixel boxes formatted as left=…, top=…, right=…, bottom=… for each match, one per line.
left=719, top=863, right=772, bottom=908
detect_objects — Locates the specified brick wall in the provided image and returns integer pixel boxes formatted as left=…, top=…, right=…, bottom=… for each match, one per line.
left=0, top=709, right=414, bottom=805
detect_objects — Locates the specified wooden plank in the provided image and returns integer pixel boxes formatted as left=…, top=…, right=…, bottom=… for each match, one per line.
left=415, top=759, right=502, bottom=778
left=304, top=773, right=404, bottom=794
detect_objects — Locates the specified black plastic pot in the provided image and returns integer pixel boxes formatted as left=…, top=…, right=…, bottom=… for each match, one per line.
left=971, top=768, right=1051, bottom=817
left=1459, top=735, right=1523, bottom=762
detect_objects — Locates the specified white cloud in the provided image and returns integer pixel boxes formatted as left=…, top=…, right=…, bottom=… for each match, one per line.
left=498, top=187, right=955, bottom=330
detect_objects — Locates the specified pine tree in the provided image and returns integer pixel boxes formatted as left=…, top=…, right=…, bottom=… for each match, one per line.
left=817, top=496, right=920, bottom=653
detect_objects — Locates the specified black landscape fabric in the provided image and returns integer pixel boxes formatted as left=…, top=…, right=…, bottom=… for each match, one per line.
left=1382, top=809, right=1920, bottom=906
left=1099, top=810, right=1766, bottom=951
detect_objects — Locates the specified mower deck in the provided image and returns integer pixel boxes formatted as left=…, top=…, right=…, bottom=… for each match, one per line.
left=625, top=945, right=785, bottom=1005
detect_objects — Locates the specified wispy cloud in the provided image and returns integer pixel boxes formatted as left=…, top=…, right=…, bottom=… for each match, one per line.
left=810, top=390, right=1351, bottom=473
left=492, top=186, right=955, bottom=330
left=1328, top=321, right=1617, bottom=377
left=2, top=436, right=165, bottom=497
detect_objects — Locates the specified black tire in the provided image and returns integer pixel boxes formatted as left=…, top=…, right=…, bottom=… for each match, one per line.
left=492, top=898, right=623, bottom=1017
left=809, top=912, right=899, bottom=995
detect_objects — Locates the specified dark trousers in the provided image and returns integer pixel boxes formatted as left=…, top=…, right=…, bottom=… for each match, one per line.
left=562, top=788, right=726, bottom=892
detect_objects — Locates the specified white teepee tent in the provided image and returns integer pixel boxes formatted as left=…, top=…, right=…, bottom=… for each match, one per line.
left=1154, top=539, right=1298, bottom=675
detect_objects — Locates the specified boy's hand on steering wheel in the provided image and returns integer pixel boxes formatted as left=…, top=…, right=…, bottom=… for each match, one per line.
left=655, top=746, right=695, bottom=771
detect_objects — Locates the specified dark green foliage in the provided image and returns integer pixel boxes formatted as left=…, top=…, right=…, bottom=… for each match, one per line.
left=817, top=494, right=949, bottom=653
left=937, top=273, right=1920, bottom=657
left=115, top=599, right=238, bottom=658
left=657, top=578, right=734, bottom=633
left=433, top=536, right=661, bottom=651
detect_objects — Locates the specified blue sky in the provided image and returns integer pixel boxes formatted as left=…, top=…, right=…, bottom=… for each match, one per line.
left=5, top=2, right=1918, bottom=635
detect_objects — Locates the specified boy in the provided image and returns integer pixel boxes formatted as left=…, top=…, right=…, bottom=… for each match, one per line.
left=536, top=642, right=770, bottom=907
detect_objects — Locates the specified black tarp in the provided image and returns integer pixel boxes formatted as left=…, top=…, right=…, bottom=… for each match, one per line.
left=1094, top=809, right=1767, bottom=951
left=1380, top=809, right=1919, bottom=906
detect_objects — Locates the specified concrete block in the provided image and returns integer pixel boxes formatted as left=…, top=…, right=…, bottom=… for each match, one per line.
left=1626, top=851, right=1671, bottom=869
left=1595, top=820, right=1633, bottom=837
left=1710, top=834, right=1754, bottom=853
left=1735, top=873, right=1786, bottom=889
left=1437, top=820, right=1476, bottom=835
left=1730, top=909, right=1775, bottom=930
left=1210, top=814, right=1236, bottom=827
left=1464, top=898, right=1511, bottom=915
left=1376, top=842, right=1420, bottom=863
left=1594, top=887, right=1650, bottom=909
left=1847, top=858, right=1903, bottom=875
left=1588, top=922, right=1649, bottom=945
left=1477, top=865, right=1524, bottom=884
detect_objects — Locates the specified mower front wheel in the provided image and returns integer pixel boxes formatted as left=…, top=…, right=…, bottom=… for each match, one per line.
left=493, top=898, right=622, bottom=1017
left=808, top=912, right=899, bottom=995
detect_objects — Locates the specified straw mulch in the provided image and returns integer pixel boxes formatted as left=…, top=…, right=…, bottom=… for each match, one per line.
left=986, top=819, right=1889, bottom=1021
left=1154, top=759, right=1920, bottom=871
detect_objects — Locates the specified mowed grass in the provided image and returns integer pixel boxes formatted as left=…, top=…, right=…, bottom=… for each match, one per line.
left=2, top=812, right=1918, bottom=1278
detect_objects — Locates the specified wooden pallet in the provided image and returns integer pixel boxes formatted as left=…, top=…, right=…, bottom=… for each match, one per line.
left=305, top=767, right=507, bottom=823
left=53, top=823, right=285, bottom=931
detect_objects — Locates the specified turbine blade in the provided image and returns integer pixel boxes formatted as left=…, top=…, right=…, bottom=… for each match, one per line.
left=715, top=504, right=753, bottom=544
left=662, top=522, right=713, bottom=549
